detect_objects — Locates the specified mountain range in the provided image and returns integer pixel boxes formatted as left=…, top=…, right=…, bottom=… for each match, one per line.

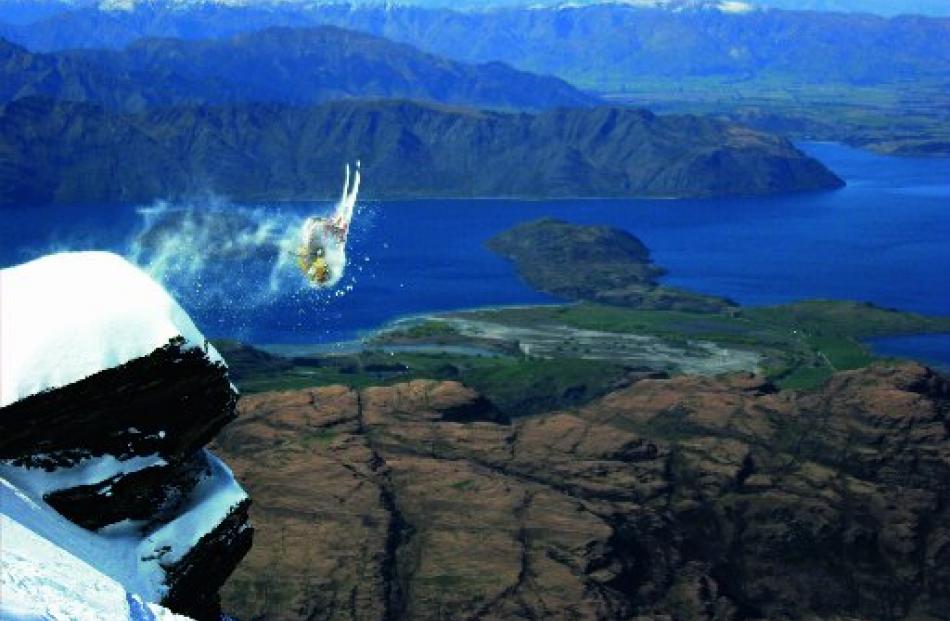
left=0, top=26, right=595, bottom=111
left=1, top=3, right=947, bottom=92
left=0, top=15, right=852, bottom=204
left=0, top=96, right=843, bottom=205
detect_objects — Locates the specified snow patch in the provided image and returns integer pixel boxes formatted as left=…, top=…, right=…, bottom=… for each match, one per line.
left=0, top=454, right=166, bottom=497
left=718, top=0, right=753, bottom=12
left=0, top=481, right=192, bottom=620
left=543, top=0, right=760, bottom=11
left=0, top=251, right=224, bottom=408
left=1, top=514, right=129, bottom=619
left=0, top=450, right=246, bottom=613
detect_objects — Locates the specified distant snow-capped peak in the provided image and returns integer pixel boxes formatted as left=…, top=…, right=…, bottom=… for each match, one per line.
left=96, top=0, right=261, bottom=11
left=718, top=1, right=755, bottom=12
left=7, top=0, right=761, bottom=14
left=540, top=0, right=757, bottom=13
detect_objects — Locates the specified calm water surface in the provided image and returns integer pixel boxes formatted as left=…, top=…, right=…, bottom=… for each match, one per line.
left=1, top=143, right=948, bottom=365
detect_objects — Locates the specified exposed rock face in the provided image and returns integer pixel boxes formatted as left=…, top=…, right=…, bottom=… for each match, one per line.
left=43, top=452, right=208, bottom=531
left=0, top=338, right=252, bottom=620
left=162, top=496, right=254, bottom=621
left=216, top=364, right=949, bottom=621
left=0, top=337, right=235, bottom=468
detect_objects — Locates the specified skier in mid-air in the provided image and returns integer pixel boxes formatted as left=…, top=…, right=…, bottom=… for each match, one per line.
left=296, top=162, right=360, bottom=288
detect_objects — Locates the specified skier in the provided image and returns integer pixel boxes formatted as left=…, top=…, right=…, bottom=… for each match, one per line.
left=295, top=162, right=361, bottom=287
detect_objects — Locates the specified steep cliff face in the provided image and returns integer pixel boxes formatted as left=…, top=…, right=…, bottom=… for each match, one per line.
left=215, top=363, right=949, bottom=621
left=0, top=252, right=252, bottom=620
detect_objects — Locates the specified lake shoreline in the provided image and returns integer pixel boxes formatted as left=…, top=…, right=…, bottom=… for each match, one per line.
left=249, top=299, right=950, bottom=376
left=864, top=333, right=950, bottom=371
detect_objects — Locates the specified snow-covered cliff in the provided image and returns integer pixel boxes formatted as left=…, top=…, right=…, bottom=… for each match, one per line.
left=0, top=252, right=252, bottom=620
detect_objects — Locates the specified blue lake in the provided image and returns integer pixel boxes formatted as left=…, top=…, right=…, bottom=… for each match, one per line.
left=866, top=335, right=950, bottom=372
left=1, top=142, right=948, bottom=366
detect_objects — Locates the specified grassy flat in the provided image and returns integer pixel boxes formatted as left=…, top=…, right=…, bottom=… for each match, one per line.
left=217, top=299, right=950, bottom=415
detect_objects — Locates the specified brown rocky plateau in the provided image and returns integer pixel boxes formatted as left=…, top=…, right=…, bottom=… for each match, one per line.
left=214, top=362, right=949, bottom=621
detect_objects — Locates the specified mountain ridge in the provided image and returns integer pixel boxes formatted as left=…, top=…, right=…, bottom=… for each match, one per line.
left=0, top=96, right=844, bottom=205
left=0, top=26, right=597, bottom=112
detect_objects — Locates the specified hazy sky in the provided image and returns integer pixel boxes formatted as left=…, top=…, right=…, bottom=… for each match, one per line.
left=2, top=0, right=948, bottom=18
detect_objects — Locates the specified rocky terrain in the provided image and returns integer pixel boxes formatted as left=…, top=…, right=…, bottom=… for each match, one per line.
left=215, top=361, right=949, bottom=621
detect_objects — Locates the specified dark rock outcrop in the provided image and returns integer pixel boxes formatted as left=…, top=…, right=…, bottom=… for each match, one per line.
left=44, top=452, right=207, bottom=531
left=215, top=362, right=949, bottom=621
left=162, top=497, right=254, bottom=621
left=0, top=337, right=235, bottom=468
